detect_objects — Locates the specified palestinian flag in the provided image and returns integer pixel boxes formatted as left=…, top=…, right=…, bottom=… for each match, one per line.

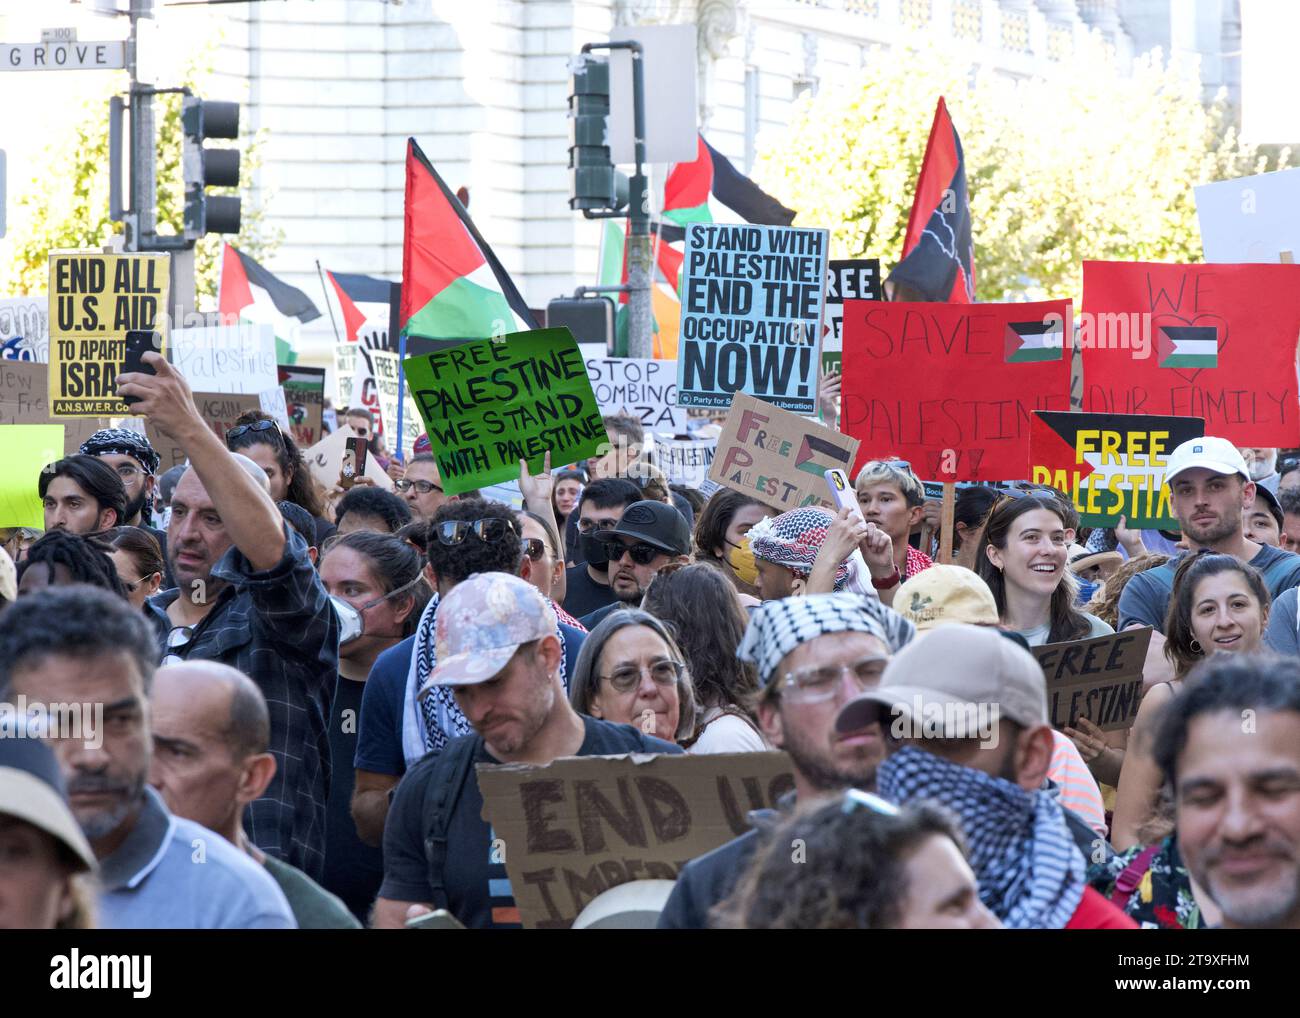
left=400, top=138, right=535, bottom=340
left=1005, top=320, right=1064, bottom=364
left=659, top=135, right=796, bottom=241
left=888, top=97, right=975, bottom=303
left=323, top=267, right=393, bottom=347
left=597, top=220, right=682, bottom=358
left=1157, top=325, right=1218, bottom=369
left=218, top=244, right=321, bottom=364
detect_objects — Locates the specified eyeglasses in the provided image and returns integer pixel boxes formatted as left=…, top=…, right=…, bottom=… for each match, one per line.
left=162, top=625, right=195, bottom=667
left=227, top=420, right=283, bottom=443
left=434, top=518, right=518, bottom=546
left=841, top=788, right=900, bottom=816
left=599, top=539, right=663, bottom=566
left=578, top=517, right=621, bottom=535
left=521, top=537, right=548, bottom=562
left=120, top=575, right=153, bottom=594
left=779, top=656, right=889, bottom=704
left=395, top=478, right=442, bottom=495
left=113, top=464, right=144, bottom=481
left=600, top=659, right=685, bottom=693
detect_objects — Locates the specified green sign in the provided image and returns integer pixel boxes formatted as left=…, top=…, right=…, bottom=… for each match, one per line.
left=403, top=328, right=606, bottom=496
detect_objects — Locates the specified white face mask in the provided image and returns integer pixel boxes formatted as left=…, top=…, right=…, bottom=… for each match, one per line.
left=331, top=574, right=424, bottom=646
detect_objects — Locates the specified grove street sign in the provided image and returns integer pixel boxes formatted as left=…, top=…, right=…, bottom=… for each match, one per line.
left=2, top=41, right=126, bottom=72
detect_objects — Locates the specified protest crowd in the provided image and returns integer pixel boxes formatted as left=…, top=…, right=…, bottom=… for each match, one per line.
left=5, top=115, right=1300, bottom=941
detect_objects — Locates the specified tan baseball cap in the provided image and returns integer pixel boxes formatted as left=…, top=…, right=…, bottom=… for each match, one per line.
left=835, top=623, right=1048, bottom=736
left=894, top=565, right=997, bottom=631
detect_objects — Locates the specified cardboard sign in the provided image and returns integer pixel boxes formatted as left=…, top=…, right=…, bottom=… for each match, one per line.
left=1080, top=261, right=1300, bottom=446
left=651, top=436, right=716, bottom=488
left=171, top=323, right=278, bottom=395
left=1032, top=628, right=1153, bottom=733
left=821, top=258, right=882, bottom=375
left=583, top=351, right=686, bottom=435
left=48, top=252, right=170, bottom=417
left=146, top=392, right=265, bottom=472
left=302, top=423, right=394, bottom=492
left=404, top=328, right=606, bottom=497
left=334, top=341, right=356, bottom=406
left=678, top=223, right=828, bottom=414
left=1194, top=167, right=1300, bottom=264
left=709, top=391, right=860, bottom=511
left=477, top=750, right=795, bottom=930
left=367, top=348, right=421, bottom=461
left=0, top=425, right=65, bottom=528
left=1029, top=411, right=1205, bottom=529
left=840, top=299, right=1072, bottom=482
left=279, top=365, right=326, bottom=448
left=0, top=296, right=50, bottom=362
left=0, top=360, right=109, bottom=455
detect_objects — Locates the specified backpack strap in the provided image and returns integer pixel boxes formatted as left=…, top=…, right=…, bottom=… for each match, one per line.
left=1110, top=843, right=1162, bottom=908
left=422, top=735, right=481, bottom=911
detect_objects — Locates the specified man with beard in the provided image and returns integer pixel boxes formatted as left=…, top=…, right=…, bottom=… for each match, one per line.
left=1240, top=446, right=1281, bottom=495
left=1118, top=438, right=1300, bottom=667
left=577, top=500, right=691, bottom=629
left=657, top=593, right=914, bottom=928
left=119, top=353, right=338, bottom=883
left=0, top=586, right=295, bottom=928
left=80, top=429, right=165, bottom=535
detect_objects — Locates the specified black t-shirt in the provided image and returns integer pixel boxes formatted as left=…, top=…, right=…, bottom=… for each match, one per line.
left=379, top=716, right=681, bottom=929
left=563, top=562, right=617, bottom=618
left=322, top=675, right=385, bottom=922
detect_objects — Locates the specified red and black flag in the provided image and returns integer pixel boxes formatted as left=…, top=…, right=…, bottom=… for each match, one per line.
left=887, top=97, right=975, bottom=303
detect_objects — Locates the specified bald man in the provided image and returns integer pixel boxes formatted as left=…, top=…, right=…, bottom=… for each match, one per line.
left=149, top=662, right=359, bottom=928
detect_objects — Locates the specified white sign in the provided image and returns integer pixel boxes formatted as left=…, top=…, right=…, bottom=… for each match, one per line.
left=653, top=436, right=716, bottom=488
left=608, top=24, right=698, bottom=165
left=1194, top=167, right=1300, bottom=263
left=41, top=28, right=78, bottom=44
left=0, top=297, right=50, bottom=361
left=366, top=347, right=421, bottom=460
left=172, top=323, right=278, bottom=394
left=2, top=41, right=126, bottom=72
left=581, top=347, right=686, bottom=435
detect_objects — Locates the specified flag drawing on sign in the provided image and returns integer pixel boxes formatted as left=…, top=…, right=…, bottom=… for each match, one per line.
left=400, top=138, right=536, bottom=341
left=218, top=244, right=321, bottom=364
left=887, top=97, right=975, bottom=303
left=1005, top=319, right=1064, bottom=364
left=795, top=433, right=854, bottom=477
left=1157, top=325, right=1218, bottom=370
left=323, top=269, right=393, bottom=348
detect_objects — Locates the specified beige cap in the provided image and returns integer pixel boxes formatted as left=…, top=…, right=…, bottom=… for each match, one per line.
left=835, top=623, right=1048, bottom=736
left=894, top=565, right=997, bottom=631
left=0, top=545, right=15, bottom=604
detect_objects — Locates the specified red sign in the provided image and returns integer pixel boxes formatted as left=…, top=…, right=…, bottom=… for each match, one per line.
left=1080, top=261, right=1300, bottom=446
left=840, top=299, right=1071, bottom=481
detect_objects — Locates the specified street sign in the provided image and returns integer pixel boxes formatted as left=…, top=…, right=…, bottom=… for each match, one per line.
left=41, top=28, right=79, bottom=44
left=2, top=41, right=126, bottom=72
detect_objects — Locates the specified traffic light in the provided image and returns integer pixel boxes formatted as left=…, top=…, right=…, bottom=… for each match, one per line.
left=567, top=54, right=627, bottom=213
left=181, top=96, right=241, bottom=239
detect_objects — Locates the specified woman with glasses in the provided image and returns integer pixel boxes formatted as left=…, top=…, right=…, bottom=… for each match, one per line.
left=976, top=492, right=1114, bottom=646
left=106, top=527, right=165, bottom=610
left=318, top=531, right=429, bottom=921
left=225, top=411, right=333, bottom=546
left=569, top=609, right=697, bottom=745
left=692, top=489, right=773, bottom=603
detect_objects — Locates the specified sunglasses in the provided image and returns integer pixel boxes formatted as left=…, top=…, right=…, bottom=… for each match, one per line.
left=227, top=419, right=283, bottom=443
left=599, top=539, right=663, bottom=565
left=162, top=625, right=195, bottom=667
left=434, top=518, right=518, bottom=546
left=521, top=537, right=547, bottom=561
left=395, top=478, right=443, bottom=495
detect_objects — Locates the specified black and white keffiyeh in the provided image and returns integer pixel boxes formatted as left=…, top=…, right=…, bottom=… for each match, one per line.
left=877, top=744, right=1086, bottom=929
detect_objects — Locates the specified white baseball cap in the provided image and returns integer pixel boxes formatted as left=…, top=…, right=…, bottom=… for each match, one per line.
left=1164, top=436, right=1249, bottom=486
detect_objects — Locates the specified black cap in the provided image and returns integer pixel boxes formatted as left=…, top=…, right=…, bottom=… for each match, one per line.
left=605, top=500, right=691, bottom=556
left=1251, top=482, right=1282, bottom=527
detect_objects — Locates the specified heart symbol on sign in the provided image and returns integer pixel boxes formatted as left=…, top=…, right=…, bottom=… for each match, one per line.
left=1150, top=311, right=1230, bottom=384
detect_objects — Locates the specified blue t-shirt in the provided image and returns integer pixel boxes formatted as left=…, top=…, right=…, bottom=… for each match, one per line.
left=355, top=622, right=588, bottom=778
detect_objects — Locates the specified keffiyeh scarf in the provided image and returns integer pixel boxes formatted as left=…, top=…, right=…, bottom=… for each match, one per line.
left=747, top=507, right=850, bottom=588
left=402, top=592, right=571, bottom=765
left=877, top=745, right=1086, bottom=929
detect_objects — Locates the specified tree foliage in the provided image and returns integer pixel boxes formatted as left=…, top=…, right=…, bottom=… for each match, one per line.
left=1, top=63, right=279, bottom=303
left=756, top=37, right=1291, bottom=301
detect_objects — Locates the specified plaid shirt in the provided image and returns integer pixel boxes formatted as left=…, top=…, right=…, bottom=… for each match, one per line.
left=905, top=545, right=933, bottom=579
left=148, top=524, right=338, bottom=882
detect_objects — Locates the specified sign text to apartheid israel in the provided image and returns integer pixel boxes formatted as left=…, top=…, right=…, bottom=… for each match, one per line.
left=1029, top=411, right=1205, bottom=529
left=477, top=751, right=794, bottom=929
left=1080, top=261, right=1300, bottom=446
left=404, top=328, right=606, bottom=496
left=582, top=349, right=686, bottom=434
left=821, top=258, right=881, bottom=375
left=48, top=253, right=169, bottom=416
left=678, top=224, right=828, bottom=414
left=840, top=299, right=1072, bottom=482
left=709, top=391, right=860, bottom=511
left=1032, top=628, right=1153, bottom=733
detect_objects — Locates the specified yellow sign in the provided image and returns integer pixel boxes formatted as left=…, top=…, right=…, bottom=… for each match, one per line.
left=47, top=252, right=170, bottom=417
